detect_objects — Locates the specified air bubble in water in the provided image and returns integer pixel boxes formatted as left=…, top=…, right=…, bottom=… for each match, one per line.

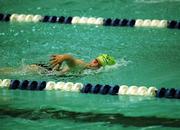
left=14, top=33, right=19, bottom=36
left=0, top=33, right=5, bottom=36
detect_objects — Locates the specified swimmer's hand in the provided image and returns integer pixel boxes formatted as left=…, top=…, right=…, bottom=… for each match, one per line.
left=50, top=54, right=76, bottom=70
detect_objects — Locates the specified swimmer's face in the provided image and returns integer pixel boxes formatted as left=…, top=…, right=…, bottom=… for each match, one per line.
left=89, top=59, right=101, bottom=68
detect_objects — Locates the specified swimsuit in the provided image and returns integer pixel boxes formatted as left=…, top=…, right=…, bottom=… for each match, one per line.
left=35, top=63, right=52, bottom=71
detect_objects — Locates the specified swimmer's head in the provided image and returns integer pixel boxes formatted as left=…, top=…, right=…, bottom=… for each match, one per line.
left=89, top=54, right=116, bottom=69
left=96, top=54, right=116, bottom=66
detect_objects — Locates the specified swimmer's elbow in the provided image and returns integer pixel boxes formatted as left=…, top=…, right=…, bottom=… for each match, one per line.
left=63, top=54, right=74, bottom=61
left=63, top=54, right=76, bottom=66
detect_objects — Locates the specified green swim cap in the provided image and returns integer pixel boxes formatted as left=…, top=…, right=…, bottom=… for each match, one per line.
left=96, top=54, right=116, bottom=66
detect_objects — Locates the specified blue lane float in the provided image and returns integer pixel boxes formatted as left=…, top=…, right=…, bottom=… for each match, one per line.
left=175, top=90, right=180, bottom=99
left=37, top=81, right=47, bottom=90
left=0, top=78, right=180, bottom=99
left=109, top=85, right=119, bottom=95
left=0, top=13, right=179, bottom=30
left=128, top=19, right=136, bottom=27
left=91, top=84, right=102, bottom=94
left=42, top=15, right=50, bottom=22
left=4, top=14, right=11, bottom=21
left=9, top=80, right=46, bottom=91
left=65, top=16, right=72, bottom=24
left=28, top=81, right=38, bottom=90
left=0, top=13, right=11, bottom=21
left=81, top=84, right=119, bottom=95
left=58, top=16, right=65, bottom=23
left=0, top=13, right=4, bottom=20
left=178, top=22, right=180, bottom=29
left=103, top=18, right=112, bottom=26
left=156, top=88, right=167, bottom=98
left=81, top=83, right=93, bottom=93
left=49, top=16, right=57, bottom=23
left=165, top=88, right=176, bottom=98
left=19, top=80, right=29, bottom=90
left=112, top=19, right=120, bottom=26
left=10, top=80, right=20, bottom=89
left=156, top=87, right=180, bottom=99
left=120, top=19, right=128, bottom=26
left=99, top=85, right=111, bottom=95
left=167, top=20, right=178, bottom=28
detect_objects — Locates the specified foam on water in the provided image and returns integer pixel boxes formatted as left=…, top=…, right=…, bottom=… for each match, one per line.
left=41, top=58, right=131, bottom=78
left=1, top=58, right=130, bottom=79
left=83, top=58, right=130, bottom=76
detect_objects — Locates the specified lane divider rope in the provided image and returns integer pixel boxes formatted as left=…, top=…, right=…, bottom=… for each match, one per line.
left=0, top=13, right=180, bottom=29
left=0, top=79, right=179, bottom=99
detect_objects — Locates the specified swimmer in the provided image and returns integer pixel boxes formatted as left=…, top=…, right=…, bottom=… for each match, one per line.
left=35, top=54, right=116, bottom=74
left=0, top=54, right=116, bottom=75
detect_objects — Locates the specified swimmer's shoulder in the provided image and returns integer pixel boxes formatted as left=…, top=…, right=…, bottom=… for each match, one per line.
left=74, top=59, right=88, bottom=68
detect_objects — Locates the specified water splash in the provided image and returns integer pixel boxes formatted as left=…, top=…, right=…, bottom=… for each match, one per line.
left=82, top=58, right=131, bottom=76
left=2, top=58, right=130, bottom=78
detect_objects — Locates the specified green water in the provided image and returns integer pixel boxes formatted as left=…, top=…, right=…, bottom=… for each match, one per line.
left=0, top=0, right=180, bottom=130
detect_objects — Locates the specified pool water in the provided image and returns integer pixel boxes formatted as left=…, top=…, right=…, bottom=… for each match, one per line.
left=0, top=0, right=180, bottom=130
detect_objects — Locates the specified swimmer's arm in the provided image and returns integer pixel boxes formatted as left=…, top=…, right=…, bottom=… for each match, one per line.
left=50, top=54, right=75, bottom=68
left=74, top=59, right=88, bottom=68
left=50, top=54, right=87, bottom=69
